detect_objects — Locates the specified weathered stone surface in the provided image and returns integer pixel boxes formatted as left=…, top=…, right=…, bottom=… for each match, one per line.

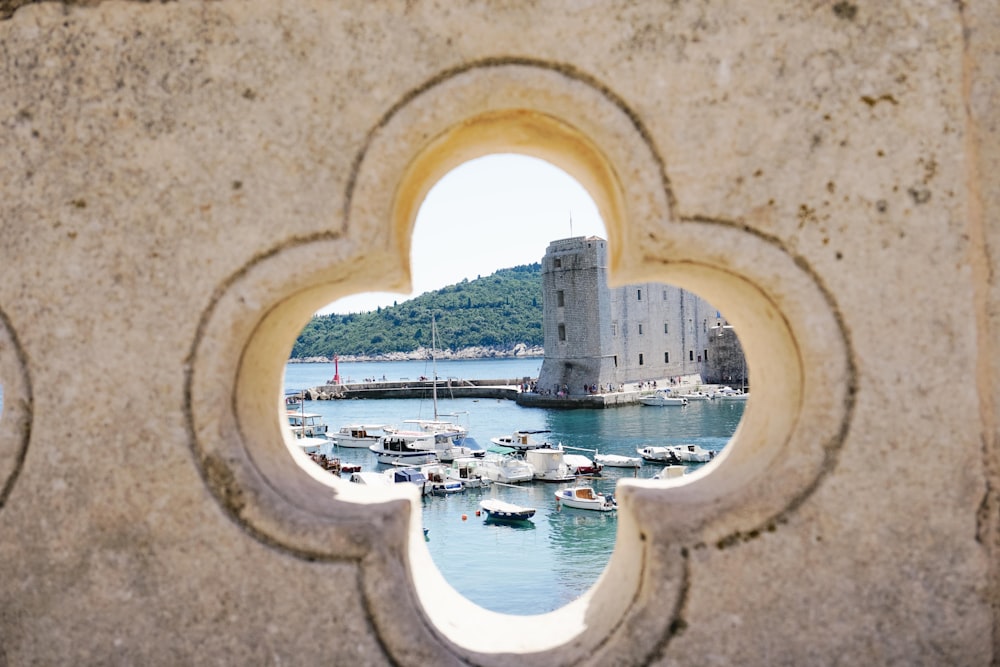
left=0, top=1, right=996, bottom=665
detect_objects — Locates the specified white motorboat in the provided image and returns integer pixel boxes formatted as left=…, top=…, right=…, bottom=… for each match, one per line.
left=554, top=485, right=617, bottom=512
left=653, top=465, right=687, bottom=480
left=525, top=448, right=576, bottom=482
left=594, top=453, right=643, bottom=468
left=479, top=498, right=536, bottom=522
left=421, top=463, right=465, bottom=494
left=679, top=391, right=713, bottom=401
left=639, top=391, right=689, bottom=406
left=287, top=410, right=330, bottom=438
left=636, top=446, right=683, bottom=464
left=489, top=429, right=554, bottom=452
left=478, top=452, right=535, bottom=484
left=383, top=467, right=433, bottom=496
left=348, top=471, right=392, bottom=487
left=293, top=434, right=330, bottom=456
left=331, top=424, right=388, bottom=449
left=667, top=443, right=715, bottom=463
left=394, top=428, right=482, bottom=463
left=446, top=457, right=492, bottom=489
left=369, top=433, right=439, bottom=466
left=714, top=389, right=749, bottom=402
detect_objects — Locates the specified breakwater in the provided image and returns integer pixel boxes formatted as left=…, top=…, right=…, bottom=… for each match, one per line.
left=299, top=378, right=719, bottom=409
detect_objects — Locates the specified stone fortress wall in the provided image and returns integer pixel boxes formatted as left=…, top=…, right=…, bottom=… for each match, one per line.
left=0, top=1, right=998, bottom=665
left=538, top=235, right=723, bottom=394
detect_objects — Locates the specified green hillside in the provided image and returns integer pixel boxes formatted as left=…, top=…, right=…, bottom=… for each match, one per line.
left=291, top=263, right=543, bottom=358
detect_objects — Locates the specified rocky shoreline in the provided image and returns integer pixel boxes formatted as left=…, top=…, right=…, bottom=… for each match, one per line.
left=290, top=343, right=544, bottom=364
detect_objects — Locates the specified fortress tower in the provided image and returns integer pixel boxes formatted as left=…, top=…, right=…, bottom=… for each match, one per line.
left=537, top=236, right=726, bottom=395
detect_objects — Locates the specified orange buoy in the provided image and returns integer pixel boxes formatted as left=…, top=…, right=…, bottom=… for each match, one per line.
left=475, top=510, right=481, bottom=517
left=461, top=514, right=467, bottom=521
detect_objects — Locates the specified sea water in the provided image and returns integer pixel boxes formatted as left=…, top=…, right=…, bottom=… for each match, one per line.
left=285, top=360, right=745, bottom=615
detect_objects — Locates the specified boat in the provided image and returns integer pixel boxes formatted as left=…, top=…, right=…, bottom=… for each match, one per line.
left=293, top=434, right=330, bottom=456
left=348, top=471, right=391, bottom=487
left=636, top=446, right=683, bottom=464
left=525, top=447, right=576, bottom=482
left=478, top=450, right=535, bottom=484
left=639, top=390, right=689, bottom=406
left=368, top=433, right=439, bottom=466
left=287, top=410, right=329, bottom=438
left=445, top=457, right=492, bottom=489
left=679, top=391, right=713, bottom=401
left=490, top=429, right=555, bottom=452
left=667, top=443, right=715, bottom=462
left=284, top=389, right=303, bottom=408
left=331, top=424, right=388, bottom=449
left=395, top=428, right=482, bottom=463
left=554, top=485, right=617, bottom=512
left=564, top=452, right=602, bottom=476
left=594, top=453, right=643, bottom=468
left=653, top=465, right=687, bottom=480
left=479, top=498, right=536, bottom=522
left=392, top=315, right=478, bottom=460
left=421, top=463, right=465, bottom=494
left=714, top=387, right=749, bottom=402
left=383, top=467, right=433, bottom=496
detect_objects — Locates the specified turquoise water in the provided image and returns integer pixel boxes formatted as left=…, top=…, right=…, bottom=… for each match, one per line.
left=285, top=361, right=744, bottom=615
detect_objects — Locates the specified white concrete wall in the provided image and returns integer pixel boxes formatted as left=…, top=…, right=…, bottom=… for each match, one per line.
left=0, top=1, right=997, bottom=665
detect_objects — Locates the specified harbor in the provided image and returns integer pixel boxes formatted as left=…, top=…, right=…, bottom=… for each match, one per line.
left=285, top=360, right=745, bottom=616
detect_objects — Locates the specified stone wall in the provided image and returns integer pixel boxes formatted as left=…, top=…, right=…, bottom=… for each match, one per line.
left=0, top=1, right=997, bottom=665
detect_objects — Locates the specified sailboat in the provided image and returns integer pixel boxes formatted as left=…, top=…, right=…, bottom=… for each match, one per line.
left=384, top=315, right=484, bottom=462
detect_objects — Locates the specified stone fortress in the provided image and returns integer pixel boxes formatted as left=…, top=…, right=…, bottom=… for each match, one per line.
left=537, top=235, right=745, bottom=395
left=0, top=2, right=998, bottom=666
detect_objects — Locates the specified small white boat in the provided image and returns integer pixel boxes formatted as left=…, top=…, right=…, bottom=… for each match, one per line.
left=287, top=410, right=330, bottom=438
left=639, top=391, right=689, bottom=407
left=421, top=463, right=465, bottom=494
left=383, top=467, right=433, bottom=496
left=653, top=465, right=687, bottom=480
left=668, top=444, right=715, bottom=463
left=679, top=391, right=713, bottom=401
left=479, top=498, right=536, bottom=522
left=446, top=457, right=492, bottom=489
left=348, top=471, right=392, bottom=487
left=331, top=424, right=387, bottom=449
left=594, top=453, right=643, bottom=468
left=636, top=446, right=683, bottom=464
left=479, top=452, right=535, bottom=484
left=554, top=485, right=617, bottom=512
left=490, top=429, right=554, bottom=452
left=293, top=434, right=329, bottom=455
left=525, top=448, right=576, bottom=482
left=369, top=433, right=439, bottom=466
left=713, top=386, right=749, bottom=401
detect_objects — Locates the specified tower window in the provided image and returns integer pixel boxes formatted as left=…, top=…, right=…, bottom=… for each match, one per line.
left=638, top=324, right=643, bottom=335
left=554, top=258, right=562, bottom=268
left=558, top=324, right=566, bottom=341
left=664, top=323, right=669, bottom=334
left=639, top=353, right=644, bottom=365
left=611, top=322, right=617, bottom=336
left=689, top=350, right=694, bottom=361
left=637, top=289, right=642, bottom=301
left=664, top=352, right=669, bottom=363
left=704, top=349, right=708, bottom=361
left=557, top=290, right=565, bottom=307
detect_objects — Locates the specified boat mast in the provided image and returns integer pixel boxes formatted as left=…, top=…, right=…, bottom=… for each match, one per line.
left=431, top=314, right=438, bottom=420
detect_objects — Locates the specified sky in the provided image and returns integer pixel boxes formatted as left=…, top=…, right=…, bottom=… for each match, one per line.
left=320, top=154, right=608, bottom=314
